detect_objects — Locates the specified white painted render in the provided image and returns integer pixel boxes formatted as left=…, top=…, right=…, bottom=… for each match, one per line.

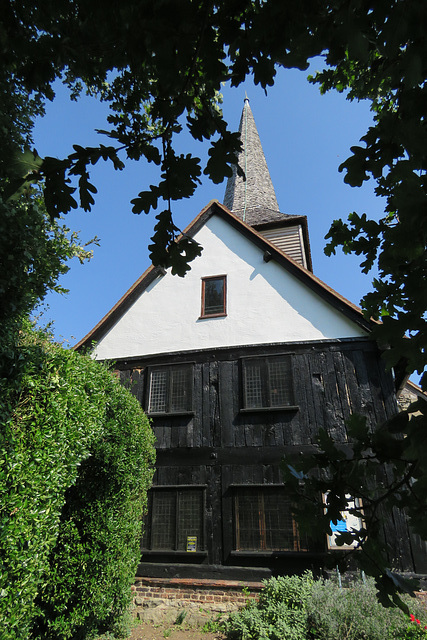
left=93, top=215, right=367, bottom=360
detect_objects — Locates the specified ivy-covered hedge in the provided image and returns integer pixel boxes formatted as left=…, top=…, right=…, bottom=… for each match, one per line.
left=0, top=326, right=155, bottom=640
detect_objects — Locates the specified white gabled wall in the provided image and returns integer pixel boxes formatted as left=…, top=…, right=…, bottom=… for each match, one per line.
left=93, top=215, right=366, bottom=360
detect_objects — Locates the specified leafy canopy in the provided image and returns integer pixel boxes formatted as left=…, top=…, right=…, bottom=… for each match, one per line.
left=2, top=0, right=425, bottom=372
left=2, top=0, right=427, bottom=603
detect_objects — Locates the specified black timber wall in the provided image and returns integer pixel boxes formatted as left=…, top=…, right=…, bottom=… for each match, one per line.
left=112, top=338, right=422, bottom=578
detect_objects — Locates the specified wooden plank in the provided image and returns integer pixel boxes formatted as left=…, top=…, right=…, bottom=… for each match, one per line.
left=234, top=415, right=246, bottom=448
left=351, top=350, right=376, bottom=430
left=375, top=466, right=414, bottom=572
left=363, top=350, right=388, bottom=425
left=221, top=465, right=234, bottom=561
left=231, top=360, right=240, bottom=431
left=300, top=352, right=318, bottom=443
left=119, top=369, right=131, bottom=390
left=219, top=361, right=235, bottom=448
left=263, top=464, right=274, bottom=484
left=410, top=531, right=427, bottom=573
left=391, top=506, right=414, bottom=571
left=129, top=367, right=145, bottom=405
left=342, top=350, right=362, bottom=416
left=170, top=417, right=179, bottom=449
left=252, top=420, right=263, bottom=448
left=332, top=350, right=352, bottom=423
left=307, top=350, right=327, bottom=442
left=177, top=419, right=190, bottom=448
left=210, top=360, right=221, bottom=448
left=323, top=350, right=346, bottom=443
left=232, top=465, right=245, bottom=484
left=155, top=444, right=318, bottom=466
left=377, top=360, right=398, bottom=418
left=292, top=354, right=310, bottom=444
left=244, top=419, right=255, bottom=447
left=252, top=464, right=264, bottom=484
left=202, top=363, right=211, bottom=447
left=276, top=462, right=285, bottom=483
left=152, top=423, right=165, bottom=450
left=263, top=417, right=277, bottom=447
left=209, top=465, right=222, bottom=564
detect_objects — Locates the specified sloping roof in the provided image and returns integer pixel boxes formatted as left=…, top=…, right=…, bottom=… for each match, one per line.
left=75, top=200, right=373, bottom=352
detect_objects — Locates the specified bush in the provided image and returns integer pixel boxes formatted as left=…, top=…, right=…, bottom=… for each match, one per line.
left=307, top=576, right=427, bottom=640
left=0, top=326, right=155, bottom=640
left=224, top=574, right=427, bottom=640
left=225, top=572, right=315, bottom=640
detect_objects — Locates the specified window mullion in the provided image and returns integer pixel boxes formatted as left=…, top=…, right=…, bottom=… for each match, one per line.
left=258, top=492, right=267, bottom=551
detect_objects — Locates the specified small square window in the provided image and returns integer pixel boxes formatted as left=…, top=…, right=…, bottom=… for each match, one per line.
left=201, top=276, right=226, bottom=318
left=147, top=364, right=193, bottom=414
left=242, top=355, right=295, bottom=410
left=142, top=488, right=205, bottom=551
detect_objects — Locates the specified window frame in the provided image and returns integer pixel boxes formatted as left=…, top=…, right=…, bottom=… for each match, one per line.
left=142, top=485, right=206, bottom=553
left=200, top=275, right=227, bottom=318
left=240, top=354, right=298, bottom=412
left=232, top=485, right=309, bottom=553
left=146, top=363, right=194, bottom=416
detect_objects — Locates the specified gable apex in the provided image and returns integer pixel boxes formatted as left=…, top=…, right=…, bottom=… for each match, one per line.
left=75, top=200, right=373, bottom=353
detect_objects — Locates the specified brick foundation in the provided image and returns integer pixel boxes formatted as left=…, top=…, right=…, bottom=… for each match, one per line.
left=131, top=577, right=263, bottom=625
left=132, top=576, right=263, bottom=606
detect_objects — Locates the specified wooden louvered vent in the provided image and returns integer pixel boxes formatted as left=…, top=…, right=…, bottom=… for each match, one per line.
left=259, top=225, right=307, bottom=268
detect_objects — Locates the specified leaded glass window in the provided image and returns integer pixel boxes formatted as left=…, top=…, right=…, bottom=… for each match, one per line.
left=147, top=364, right=193, bottom=414
left=234, top=487, right=307, bottom=551
left=142, top=488, right=205, bottom=551
left=242, top=355, right=294, bottom=409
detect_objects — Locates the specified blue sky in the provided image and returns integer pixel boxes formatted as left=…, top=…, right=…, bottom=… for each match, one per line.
left=33, top=63, right=384, bottom=348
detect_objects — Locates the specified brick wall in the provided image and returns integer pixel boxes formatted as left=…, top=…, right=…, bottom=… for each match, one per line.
left=132, top=576, right=262, bottom=606
left=131, top=577, right=263, bottom=625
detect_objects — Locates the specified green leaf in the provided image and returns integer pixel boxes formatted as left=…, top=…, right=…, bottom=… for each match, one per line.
left=10, top=147, right=43, bottom=179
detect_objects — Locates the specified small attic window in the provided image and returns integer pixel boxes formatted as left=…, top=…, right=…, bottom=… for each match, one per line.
left=200, top=275, right=226, bottom=318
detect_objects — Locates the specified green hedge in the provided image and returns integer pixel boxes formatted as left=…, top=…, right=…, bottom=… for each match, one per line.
left=0, top=327, right=155, bottom=640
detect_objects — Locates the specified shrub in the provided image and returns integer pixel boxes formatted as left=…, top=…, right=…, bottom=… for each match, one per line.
left=306, top=576, right=427, bottom=640
left=0, top=326, right=155, bottom=640
left=224, top=574, right=427, bottom=640
left=225, top=572, right=315, bottom=640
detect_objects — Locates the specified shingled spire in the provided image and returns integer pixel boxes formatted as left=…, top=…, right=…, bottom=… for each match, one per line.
left=223, top=98, right=313, bottom=271
left=223, top=97, right=282, bottom=224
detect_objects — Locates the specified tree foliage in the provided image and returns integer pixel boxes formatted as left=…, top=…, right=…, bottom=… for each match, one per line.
left=0, top=191, right=96, bottom=334
left=2, top=0, right=425, bottom=371
left=2, top=0, right=427, bottom=604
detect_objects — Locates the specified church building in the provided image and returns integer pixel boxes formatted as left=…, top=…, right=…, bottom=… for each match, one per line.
left=76, top=99, right=424, bottom=582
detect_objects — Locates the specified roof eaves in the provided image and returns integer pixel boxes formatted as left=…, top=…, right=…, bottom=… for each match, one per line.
left=213, top=201, right=373, bottom=333
left=74, top=264, right=165, bottom=351
left=74, top=200, right=220, bottom=351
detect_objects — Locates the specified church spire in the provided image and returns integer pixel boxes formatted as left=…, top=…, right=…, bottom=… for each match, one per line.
left=223, top=97, right=279, bottom=221
left=222, top=98, right=313, bottom=271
